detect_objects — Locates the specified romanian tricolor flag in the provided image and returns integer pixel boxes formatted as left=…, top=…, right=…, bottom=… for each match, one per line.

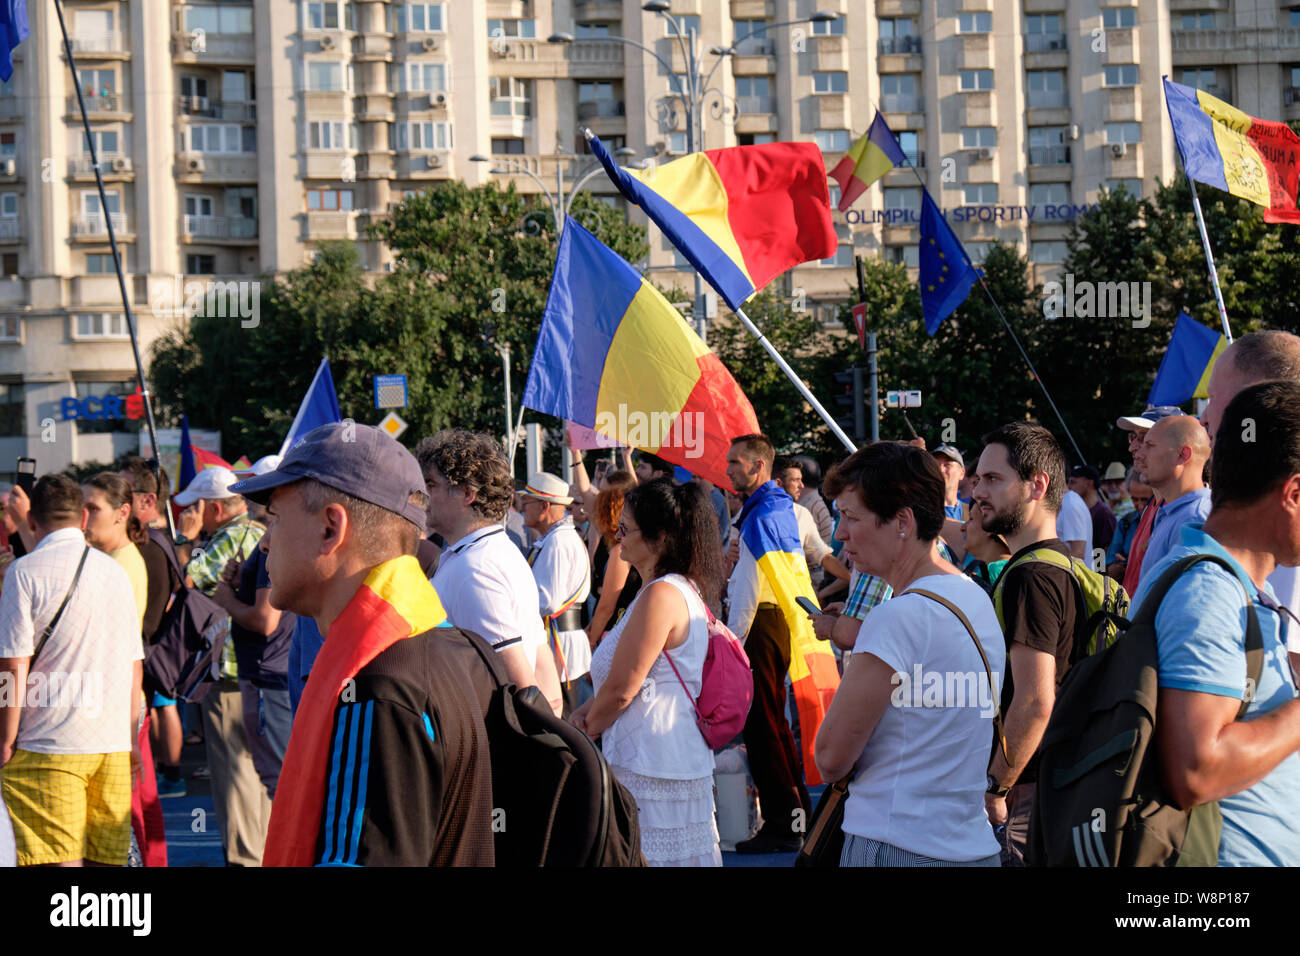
left=1163, top=77, right=1300, bottom=224
left=829, top=112, right=909, bottom=212
left=587, top=132, right=837, bottom=311
left=1148, top=311, right=1228, bottom=408
left=736, top=482, right=839, bottom=786
left=264, top=555, right=448, bottom=866
left=522, top=217, right=759, bottom=492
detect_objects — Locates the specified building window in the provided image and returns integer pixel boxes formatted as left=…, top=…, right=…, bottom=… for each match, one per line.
left=186, top=4, right=253, bottom=34
left=184, top=195, right=215, bottom=220
left=898, top=130, right=920, bottom=166
left=660, top=233, right=689, bottom=268
left=959, top=70, right=994, bottom=92
left=180, top=76, right=209, bottom=100
left=883, top=187, right=921, bottom=211
left=1180, top=12, right=1215, bottom=30
left=1106, top=178, right=1143, bottom=197
left=1031, top=241, right=1068, bottom=263
left=736, top=76, right=770, bottom=99
left=1102, top=7, right=1136, bottom=29
left=80, top=69, right=116, bottom=98
left=1105, top=122, right=1141, bottom=144
left=306, top=2, right=353, bottom=31
left=1029, top=183, right=1069, bottom=204
left=884, top=245, right=919, bottom=267
left=188, top=124, right=255, bottom=153
left=1027, top=125, right=1069, bottom=164
left=0, top=132, right=14, bottom=157
left=490, top=77, right=532, bottom=117
left=397, top=62, right=446, bottom=92
left=964, top=243, right=993, bottom=263
left=1104, top=65, right=1139, bottom=87
left=879, top=17, right=918, bottom=54
left=306, top=188, right=354, bottom=211
left=960, top=127, right=996, bottom=148
left=81, top=129, right=120, bottom=156
left=186, top=254, right=216, bottom=274
left=1025, top=14, right=1066, bottom=51
left=82, top=190, right=120, bottom=218
left=491, top=137, right=525, bottom=155
left=75, top=313, right=128, bottom=339
left=881, top=73, right=919, bottom=111
left=395, top=121, right=453, bottom=150
left=1027, top=70, right=1067, bottom=107
left=488, top=18, right=536, bottom=39
left=812, top=17, right=844, bottom=36
left=86, top=252, right=124, bottom=273
left=394, top=3, right=444, bottom=32
left=813, top=72, right=848, bottom=94
left=306, top=62, right=343, bottom=92
left=813, top=130, right=850, bottom=152
left=2, top=253, right=17, bottom=275
left=963, top=183, right=997, bottom=204
left=1293, top=11, right=1300, bottom=28
left=74, top=9, right=113, bottom=38
left=308, top=120, right=357, bottom=150
left=733, top=19, right=768, bottom=50
left=575, top=22, right=612, bottom=39
left=737, top=132, right=776, bottom=146
left=820, top=245, right=853, bottom=267
left=661, top=15, right=700, bottom=37
left=0, top=318, right=18, bottom=343
left=827, top=182, right=841, bottom=207
left=1180, top=68, right=1221, bottom=96
left=958, top=12, right=992, bottom=33
left=0, top=193, right=15, bottom=217
left=0, top=382, right=22, bottom=433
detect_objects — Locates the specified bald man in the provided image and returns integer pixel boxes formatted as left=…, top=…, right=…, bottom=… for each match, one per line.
left=1136, top=414, right=1212, bottom=582
left=1201, top=330, right=1300, bottom=671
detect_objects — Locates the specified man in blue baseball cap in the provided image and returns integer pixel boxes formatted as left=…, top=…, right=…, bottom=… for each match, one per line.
left=230, top=422, right=496, bottom=866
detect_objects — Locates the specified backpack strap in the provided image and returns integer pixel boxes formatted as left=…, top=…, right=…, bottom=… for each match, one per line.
left=1129, top=553, right=1263, bottom=720
left=901, top=586, right=1010, bottom=765
left=31, top=546, right=91, bottom=666
left=992, top=546, right=1097, bottom=664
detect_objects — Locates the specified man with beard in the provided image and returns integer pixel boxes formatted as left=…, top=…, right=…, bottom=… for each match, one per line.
left=971, top=422, right=1084, bottom=867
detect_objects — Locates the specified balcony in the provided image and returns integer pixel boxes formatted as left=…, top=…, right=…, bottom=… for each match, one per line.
left=1024, top=34, right=1067, bottom=52
left=304, top=211, right=358, bottom=240
left=574, top=0, right=623, bottom=19
left=69, top=93, right=126, bottom=115
left=72, top=213, right=129, bottom=237
left=67, top=154, right=134, bottom=178
left=175, top=153, right=259, bottom=182
left=1027, top=90, right=1069, bottom=109
left=0, top=219, right=19, bottom=241
left=68, top=33, right=126, bottom=57
left=903, top=150, right=925, bottom=168
left=576, top=99, right=625, bottom=120
left=178, top=97, right=257, bottom=122
left=172, top=30, right=256, bottom=63
left=878, top=36, right=921, bottom=55
left=0, top=97, right=20, bottom=121
left=1285, top=87, right=1300, bottom=106
left=880, top=93, right=921, bottom=113
left=736, top=95, right=775, bottom=115
left=305, top=151, right=355, bottom=179
left=1028, top=145, right=1071, bottom=165
left=182, top=215, right=258, bottom=240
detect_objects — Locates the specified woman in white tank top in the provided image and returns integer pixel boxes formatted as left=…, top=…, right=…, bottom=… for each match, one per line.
left=572, top=479, right=724, bottom=866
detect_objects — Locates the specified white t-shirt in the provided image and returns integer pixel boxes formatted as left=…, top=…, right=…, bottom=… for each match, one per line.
left=431, top=524, right=547, bottom=669
left=793, top=502, right=831, bottom=570
left=1056, top=490, right=1094, bottom=563
left=528, top=517, right=592, bottom=679
left=0, top=528, right=143, bottom=755
left=842, top=573, right=1005, bottom=862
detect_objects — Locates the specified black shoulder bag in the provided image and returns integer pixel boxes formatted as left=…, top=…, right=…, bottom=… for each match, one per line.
left=30, top=546, right=91, bottom=665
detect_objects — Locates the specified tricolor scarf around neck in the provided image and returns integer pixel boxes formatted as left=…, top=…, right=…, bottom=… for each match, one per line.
left=262, top=555, right=448, bottom=866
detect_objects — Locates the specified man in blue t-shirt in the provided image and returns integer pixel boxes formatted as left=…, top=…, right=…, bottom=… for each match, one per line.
left=1134, top=381, right=1300, bottom=866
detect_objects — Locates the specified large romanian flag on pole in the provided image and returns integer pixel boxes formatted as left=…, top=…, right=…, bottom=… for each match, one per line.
left=829, top=112, right=909, bottom=212
left=522, top=216, right=759, bottom=492
left=735, top=482, right=839, bottom=786
left=1163, top=77, right=1300, bottom=224
left=586, top=131, right=837, bottom=311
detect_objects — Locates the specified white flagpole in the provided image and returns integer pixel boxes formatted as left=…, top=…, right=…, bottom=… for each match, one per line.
left=1186, top=179, right=1235, bottom=344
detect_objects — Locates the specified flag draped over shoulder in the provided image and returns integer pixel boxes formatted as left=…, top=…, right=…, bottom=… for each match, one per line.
left=736, top=482, right=839, bottom=786
left=919, top=191, right=980, bottom=335
left=280, top=358, right=343, bottom=456
left=1163, top=77, right=1300, bottom=224
left=1148, top=311, right=1227, bottom=407
left=264, top=556, right=448, bottom=866
left=587, top=133, right=837, bottom=311
left=829, top=112, right=908, bottom=212
left=522, top=217, right=758, bottom=491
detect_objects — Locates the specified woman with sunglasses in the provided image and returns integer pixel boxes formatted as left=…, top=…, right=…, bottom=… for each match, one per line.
left=570, top=477, right=723, bottom=866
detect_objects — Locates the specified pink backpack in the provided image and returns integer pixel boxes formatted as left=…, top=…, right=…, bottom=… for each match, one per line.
left=663, top=583, right=754, bottom=750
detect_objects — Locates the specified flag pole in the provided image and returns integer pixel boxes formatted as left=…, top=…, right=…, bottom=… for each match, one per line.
left=53, top=0, right=175, bottom=541
left=732, top=307, right=857, bottom=452
left=887, top=120, right=1087, bottom=465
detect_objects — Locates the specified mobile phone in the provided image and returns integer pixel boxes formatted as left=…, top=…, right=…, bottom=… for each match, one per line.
left=795, top=595, right=821, bottom=616
left=15, top=458, right=35, bottom=497
left=592, top=459, right=611, bottom=484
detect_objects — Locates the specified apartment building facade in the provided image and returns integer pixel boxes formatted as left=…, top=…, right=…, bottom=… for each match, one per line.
left=0, top=0, right=1292, bottom=474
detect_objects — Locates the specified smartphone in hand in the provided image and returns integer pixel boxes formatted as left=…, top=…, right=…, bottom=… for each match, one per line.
left=795, top=595, right=821, bottom=616
left=15, top=458, right=35, bottom=498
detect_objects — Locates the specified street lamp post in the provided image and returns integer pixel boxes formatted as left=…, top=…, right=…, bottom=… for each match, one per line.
left=551, top=6, right=839, bottom=340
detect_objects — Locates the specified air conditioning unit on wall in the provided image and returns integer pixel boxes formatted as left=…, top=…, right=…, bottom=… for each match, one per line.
left=1110, top=143, right=1128, bottom=157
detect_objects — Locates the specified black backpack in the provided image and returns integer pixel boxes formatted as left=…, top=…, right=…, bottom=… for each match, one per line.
left=457, top=630, right=647, bottom=867
left=1028, top=553, right=1264, bottom=867
left=143, top=586, right=229, bottom=703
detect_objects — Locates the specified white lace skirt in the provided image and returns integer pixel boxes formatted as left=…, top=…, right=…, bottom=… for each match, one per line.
left=611, top=766, right=722, bottom=867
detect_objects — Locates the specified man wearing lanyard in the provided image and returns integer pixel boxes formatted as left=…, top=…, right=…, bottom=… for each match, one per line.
left=416, top=431, right=563, bottom=717
left=521, top=473, right=592, bottom=718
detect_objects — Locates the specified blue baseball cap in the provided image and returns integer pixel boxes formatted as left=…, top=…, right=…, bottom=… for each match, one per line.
left=230, top=422, right=426, bottom=530
left=1116, top=406, right=1184, bottom=431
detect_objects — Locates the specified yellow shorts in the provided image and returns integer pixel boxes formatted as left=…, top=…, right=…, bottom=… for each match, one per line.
left=1, top=750, right=132, bottom=866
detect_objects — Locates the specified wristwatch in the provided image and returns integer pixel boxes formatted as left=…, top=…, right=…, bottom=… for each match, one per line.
left=173, top=534, right=190, bottom=546
left=986, top=774, right=1010, bottom=797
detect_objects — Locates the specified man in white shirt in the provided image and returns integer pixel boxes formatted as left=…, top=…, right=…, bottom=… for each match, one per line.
left=1056, top=487, right=1093, bottom=566
left=520, top=472, right=592, bottom=717
left=0, top=475, right=143, bottom=866
left=417, top=430, right=564, bottom=716
left=774, top=456, right=850, bottom=589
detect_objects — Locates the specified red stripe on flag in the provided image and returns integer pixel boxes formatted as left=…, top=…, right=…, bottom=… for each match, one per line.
left=1245, top=120, right=1300, bottom=223
left=649, top=351, right=759, bottom=492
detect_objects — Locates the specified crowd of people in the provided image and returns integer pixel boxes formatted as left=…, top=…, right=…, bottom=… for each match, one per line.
left=0, top=329, right=1298, bottom=867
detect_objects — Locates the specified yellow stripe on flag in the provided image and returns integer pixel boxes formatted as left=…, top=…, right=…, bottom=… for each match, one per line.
left=846, top=134, right=897, bottom=192
left=1193, top=334, right=1229, bottom=399
left=1196, top=89, right=1272, bottom=207
left=363, top=555, right=447, bottom=634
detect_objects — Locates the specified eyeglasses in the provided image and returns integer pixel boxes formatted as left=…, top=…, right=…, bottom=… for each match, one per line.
left=615, top=522, right=639, bottom=540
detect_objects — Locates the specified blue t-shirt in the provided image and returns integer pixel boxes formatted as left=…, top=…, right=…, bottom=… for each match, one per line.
left=1134, top=523, right=1300, bottom=866
left=1139, top=487, right=1211, bottom=583
left=231, top=549, right=294, bottom=690
left=288, top=616, right=325, bottom=717
left=944, top=503, right=964, bottom=521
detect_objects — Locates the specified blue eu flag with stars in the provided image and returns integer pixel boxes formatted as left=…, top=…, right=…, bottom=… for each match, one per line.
left=919, top=190, right=980, bottom=335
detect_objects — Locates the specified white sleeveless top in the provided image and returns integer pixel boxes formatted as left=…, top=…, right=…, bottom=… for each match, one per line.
left=589, top=573, right=715, bottom=781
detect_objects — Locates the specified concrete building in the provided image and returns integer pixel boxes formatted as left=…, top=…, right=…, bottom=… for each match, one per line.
left=0, top=0, right=1291, bottom=475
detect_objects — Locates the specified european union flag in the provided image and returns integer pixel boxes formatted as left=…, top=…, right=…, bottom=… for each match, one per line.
left=919, top=190, right=980, bottom=335
left=0, top=0, right=29, bottom=83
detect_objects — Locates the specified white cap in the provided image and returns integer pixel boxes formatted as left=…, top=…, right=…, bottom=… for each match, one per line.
left=174, top=466, right=241, bottom=507
left=522, top=472, right=574, bottom=506
left=235, top=454, right=282, bottom=478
